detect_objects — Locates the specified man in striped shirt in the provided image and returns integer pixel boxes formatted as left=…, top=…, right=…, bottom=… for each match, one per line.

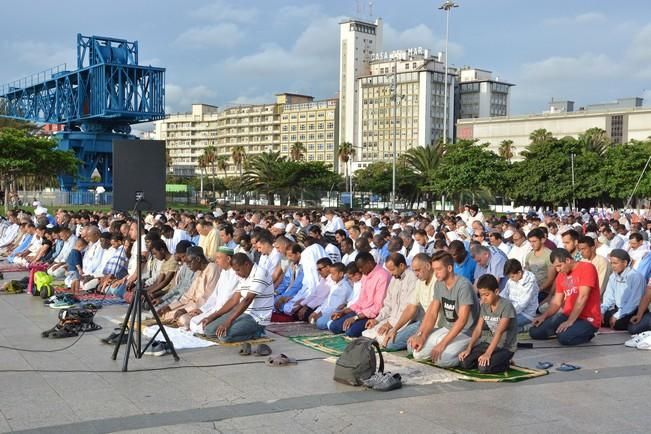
left=203, top=253, right=274, bottom=342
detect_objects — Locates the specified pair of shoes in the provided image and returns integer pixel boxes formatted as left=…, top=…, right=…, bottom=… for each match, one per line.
left=625, top=331, right=651, bottom=348
left=48, top=294, right=78, bottom=309
left=239, top=343, right=272, bottom=356
left=362, top=372, right=402, bottom=391
left=144, top=340, right=170, bottom=356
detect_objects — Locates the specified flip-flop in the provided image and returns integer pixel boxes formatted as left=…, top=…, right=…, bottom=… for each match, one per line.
left=556, top=363, right=581, bottom=372
left=266, top=353, right=297, bottom=367
left=536, top=361, right=554, bottom=369
left=239, top=342, right=252, bottom=356
left=254, top=343, right=272, bottom=356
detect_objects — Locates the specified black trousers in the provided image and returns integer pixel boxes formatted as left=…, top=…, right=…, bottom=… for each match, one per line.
left=603, top=306, right=635, bottom=331
left=460, top=342, right=514, bottom=374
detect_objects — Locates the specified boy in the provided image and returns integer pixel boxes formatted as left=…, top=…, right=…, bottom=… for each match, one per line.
left=309, top=262, right=352, bottom=329
left=502, top=259, right=540, bottom=332
left=459, top=274, right=518, bottom=374
left=64, top=238, right=88, bottom=292
left=323, top=262, right=363, bottom=330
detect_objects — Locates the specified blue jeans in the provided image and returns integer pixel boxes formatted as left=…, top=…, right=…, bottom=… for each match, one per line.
left=385, top=321, right=420, bottom=351
left=315, top=315, right=331, bottom=330
left=529, top=312, right=597, bottom=345
left=629, top=312, right=651, bottom=335
left=516, top=313, right=532, bottom=333
left=204, top=313, right=265, bottom=343
left=329, top=312, right=369, bottom=337
left=106, top=283, right=127, bottom=298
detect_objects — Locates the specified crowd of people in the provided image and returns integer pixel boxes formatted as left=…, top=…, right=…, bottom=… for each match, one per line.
left=2, top=203, right=651, bottom=371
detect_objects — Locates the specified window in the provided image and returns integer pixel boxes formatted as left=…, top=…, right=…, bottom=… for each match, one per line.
left=282, top=126, right=288, bottom=131
left=291, top=125, right=296, bottom=131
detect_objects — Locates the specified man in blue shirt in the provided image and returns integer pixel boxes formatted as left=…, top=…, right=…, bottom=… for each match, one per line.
left=449, top=240, right=476, bottom=283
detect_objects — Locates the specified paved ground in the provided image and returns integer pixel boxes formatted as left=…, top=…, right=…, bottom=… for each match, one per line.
left=1, top=270, right=650, bottom=433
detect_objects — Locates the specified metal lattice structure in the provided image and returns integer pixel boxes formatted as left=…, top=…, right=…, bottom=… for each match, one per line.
left=0, top=34, right=165, bottom=190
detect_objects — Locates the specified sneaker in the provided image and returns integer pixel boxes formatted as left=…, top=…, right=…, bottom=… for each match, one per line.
left=636, top=334, right=651, bottom=350
left=144, top=341, right=170, bottom=356
left=625, top=331, right=651, bottom=348
left=372, top=373, right=402, bottom=392
left=361, top=372, right=386, bottom=388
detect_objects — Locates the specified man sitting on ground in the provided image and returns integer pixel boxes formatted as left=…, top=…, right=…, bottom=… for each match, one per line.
left=529, top=248, right=601, bottom=345
left=202, top=253, right=274, bottom=342
left=502, top=259, right=539, bottom=332
left=309, top=262, right=352, bottom=330
left=407, top=251, right=479, bottom=366
left=601, top=249, right=645, bottom=330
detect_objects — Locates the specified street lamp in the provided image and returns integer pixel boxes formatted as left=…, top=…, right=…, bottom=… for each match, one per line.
left=439, top=0, right=458, bottom=145
left=387, top=58, right=404, bottom=211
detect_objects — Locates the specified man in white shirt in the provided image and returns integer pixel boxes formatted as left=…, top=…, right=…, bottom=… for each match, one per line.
left=323, top=209, right=344, bottom=235
left=627, top=232, right=649, bottom=269
left=507, top=229, right=532, bottom=266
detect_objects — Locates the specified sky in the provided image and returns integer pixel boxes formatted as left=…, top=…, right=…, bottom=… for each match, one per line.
left=1, top=0, right=650, bottom=125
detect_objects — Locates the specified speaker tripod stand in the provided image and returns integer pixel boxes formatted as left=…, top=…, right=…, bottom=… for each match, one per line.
left=111, top=206, right=179, bottom=371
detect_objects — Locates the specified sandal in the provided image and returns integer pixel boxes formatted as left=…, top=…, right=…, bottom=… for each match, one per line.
left=536, top=361, right=554, bottom=370
left=266, top=353, right=297, bottom=367
left=254, top=343, right=272, bottom=356
left=48, top=325, right=79, bottom=339
left=239, top=342, right=252, bottom=356
left=556, top=363, right=581, bottom=372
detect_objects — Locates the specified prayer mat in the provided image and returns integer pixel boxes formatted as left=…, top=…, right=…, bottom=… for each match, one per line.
left=411, top=357, right=548, bottom=382
left=76, top=293, right=127, bottom=305
left=270, top=312, right=296, bottom=323
left=266, top=321, right=327, bottom=337
left=597, top=327, right=629, bottom=335
left=289, top=334, right=353, bottom=357
left=195, top=334, right=274, bottom=347
left=140, top=318, right=178, bottom=328
left=0, top=264, right=27, bottom=273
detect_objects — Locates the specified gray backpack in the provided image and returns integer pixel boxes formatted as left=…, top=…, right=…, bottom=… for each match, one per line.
left=334, top=337, right=384, bottom=386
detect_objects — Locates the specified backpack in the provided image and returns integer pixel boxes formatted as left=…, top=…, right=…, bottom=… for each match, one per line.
left=333, top=337, right=384, bottom=386
left=33, top=271, right=54, bottom=299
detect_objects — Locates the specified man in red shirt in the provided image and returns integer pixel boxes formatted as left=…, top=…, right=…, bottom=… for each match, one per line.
left=529, top=248, right=601, bottom=345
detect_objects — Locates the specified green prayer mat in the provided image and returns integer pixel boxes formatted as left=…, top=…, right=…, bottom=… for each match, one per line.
left=413, top=357, right=548, bottom=382
left=289, top=334, right=353, bottom=356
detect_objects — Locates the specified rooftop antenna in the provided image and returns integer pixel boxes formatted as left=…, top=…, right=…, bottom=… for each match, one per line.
left=369, top=1, right=374, bottom=17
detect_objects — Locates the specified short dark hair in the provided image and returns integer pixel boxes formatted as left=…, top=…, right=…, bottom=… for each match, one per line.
left=630, top=232, right=644, bottom=243
left=528, top=228, right=545, bottom=240
left=231, top=252, right=253, bottom=266
left=150, top=239, right=168, bottom=252
left=289, top=243, right=303, bottom=254
left=431, top=251, right=454, bottom=268
left=219, top=224, right=234, bottom=237
left=345, top=262, right=360, bottom=274
left=330, top=262, right=346, bottom=273
left=578, top=236, right=595, bottom=247
left=317, top=257, right=333, bottom=267
left=561, top=229, right=579, bottom=241
left=176, top=240, right=193, bottom=253
left=385, top=252, right=406, bottom=267
left=476, top=274, right=499, bottom=291
left=503, top=258, right=523, bottom=276
left=355, top=251, right=376, bottom=267
left=550, top=248, right=573, bottom=263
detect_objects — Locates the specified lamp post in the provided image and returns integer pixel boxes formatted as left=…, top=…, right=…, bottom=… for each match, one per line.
left=439, top=0, right=458, bottom=145
left=570, top=152, right=576, bottom=212
left=391, top=58, right=398, bottom=211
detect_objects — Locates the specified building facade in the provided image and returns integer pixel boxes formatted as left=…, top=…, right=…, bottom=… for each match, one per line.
left=457, top=104, right=651, bottom=159
left=338, top=18, right=383, bottom=155
left=157, top=95, right=338, bottom=177
left=456, top=68, right=514, bottom=119
left=354, top=48, right=455, bottom=170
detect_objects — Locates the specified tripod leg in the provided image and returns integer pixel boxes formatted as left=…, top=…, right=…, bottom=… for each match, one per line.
left=142, top=291, right=180, bottom=361
left=111, top=291, right=136, bottom=360
left=121, top=293, right=140, bottom=372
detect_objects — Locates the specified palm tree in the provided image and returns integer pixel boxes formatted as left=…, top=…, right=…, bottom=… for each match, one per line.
left=337, top=141, right=355, bottom=200
left=216, top=154, right=229, bottom=177
left=579, top=127, right=611, bottom=155
left=231, top=145, right=246, bottom=177
left=242, top=151, right=287, bottom=205
left=201, top=145, right=217, bottom=196
left=529, top=129, right=554, bottom=145
left=498, top=140, right=514, bottom=162
left=290, top=141, right=306, bottom=161
left=197, top=154, right=208, bottom=199
left=401, top=144, right=444, bottom=209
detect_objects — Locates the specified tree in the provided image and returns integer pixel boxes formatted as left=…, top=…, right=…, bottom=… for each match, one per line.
left=0, top=129, right=78, bottom=212
left=337, top=141, right=355, bottom=195
left=201, top=146, right=218, bottom=195
left=352, top=161, right=419, bottom=206
left=578, top=127, right=611, bottom=156
left=231, top=145, right=246, bottom=178
left=242, top=151, right=287, bottom=205
left=216, top=154, right=229, bottom=178
left=197, top=154, right=208, bottom=198
left=598, top=140, right=651, bottom=206
left=290, top=141, right=306, bottom=161
left=529, top=129, right=554, bottom=145
left=401, top=144, right=444, bottom=208
left=428, top=140, right=509, bottom=208
left=498, top=140, right=514, bottom=162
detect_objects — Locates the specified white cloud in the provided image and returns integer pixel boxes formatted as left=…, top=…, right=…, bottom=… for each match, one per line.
left=274, top=4, right=323, bottom=24
left=174, top=23, right=244, bottom=49
left=521, top=53, right=620, bottom=81
left=1, top=40, right=76, bottom=71
left=188, top=0, right=259, bottom=24
left=383, top=23, right=463, bottom=58
left=166, top=84, right=217, bottom=113
left=627, top=23, right=651, bottom=78
left=544, top=12, right=606, bottom=26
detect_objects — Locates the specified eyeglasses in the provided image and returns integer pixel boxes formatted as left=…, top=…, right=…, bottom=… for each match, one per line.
left=317, top=266, right=327, bottom=272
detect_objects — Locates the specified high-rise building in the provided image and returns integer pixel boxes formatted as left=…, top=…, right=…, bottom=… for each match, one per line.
left=456, top=68, right=514, bottom=119
left=279, top=95, right=338, bottom=164
left=338, top=18, right=383, bottom=159
left=353, top=48, right=455, bottom=170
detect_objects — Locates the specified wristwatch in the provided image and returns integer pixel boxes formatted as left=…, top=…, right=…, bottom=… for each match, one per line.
left=353, top=315, right=359, bottom=321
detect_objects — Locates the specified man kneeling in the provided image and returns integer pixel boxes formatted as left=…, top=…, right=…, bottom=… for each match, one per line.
left=201, top=253, right=274, bottom=342
left=407, top=251, right=479, bottom=367
left=459, top=274, right=518, bottom=373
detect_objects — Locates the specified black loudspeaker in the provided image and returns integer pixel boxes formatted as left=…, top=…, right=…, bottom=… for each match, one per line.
left=112, top=140, right=166, bottom=211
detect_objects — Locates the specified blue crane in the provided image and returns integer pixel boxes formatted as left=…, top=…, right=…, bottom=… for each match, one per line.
left=0, top=34, right=165, bottom=190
